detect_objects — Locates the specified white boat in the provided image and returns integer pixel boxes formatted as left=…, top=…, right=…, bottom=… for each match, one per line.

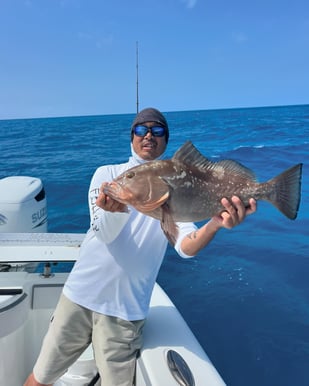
left=0, top=177, right=226, bottom=386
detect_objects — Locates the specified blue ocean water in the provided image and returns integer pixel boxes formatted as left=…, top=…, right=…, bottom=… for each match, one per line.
left=1, top=105, right=308, bottom=386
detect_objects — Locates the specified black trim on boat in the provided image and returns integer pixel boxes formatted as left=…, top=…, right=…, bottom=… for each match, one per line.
left=0, top=287, right=23, bottom=295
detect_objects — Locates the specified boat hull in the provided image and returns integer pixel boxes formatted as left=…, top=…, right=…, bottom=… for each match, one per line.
left=0, top=233, right=226, bottom=385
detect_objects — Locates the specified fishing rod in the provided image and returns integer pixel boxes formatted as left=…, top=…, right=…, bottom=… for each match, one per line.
left=87, top=45, right=139, bottom=384
left=87, top=44, right=140, bottom=386
left=136, top=41, right=139, bottom=114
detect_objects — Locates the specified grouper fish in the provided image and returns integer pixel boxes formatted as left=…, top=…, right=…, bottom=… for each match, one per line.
left=103, top=141, right=302, bottom=245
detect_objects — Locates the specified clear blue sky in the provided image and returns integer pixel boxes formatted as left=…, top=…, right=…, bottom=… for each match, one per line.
left=1, top=0, right=308, bottom=119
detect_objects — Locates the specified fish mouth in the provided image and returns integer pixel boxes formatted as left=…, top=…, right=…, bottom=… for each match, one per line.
left=103, top=182, right=126, bottom=202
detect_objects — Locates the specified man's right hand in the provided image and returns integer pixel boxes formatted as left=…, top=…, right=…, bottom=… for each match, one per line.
left=96, top=182, right=128, bottom=213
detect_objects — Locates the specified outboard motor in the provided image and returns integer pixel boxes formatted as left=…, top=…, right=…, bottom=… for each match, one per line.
left=0, top=176, right=47, bottom=232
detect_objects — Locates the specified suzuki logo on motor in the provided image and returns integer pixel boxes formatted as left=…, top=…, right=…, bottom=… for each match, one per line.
left=32, top=207, right=47, bottom=224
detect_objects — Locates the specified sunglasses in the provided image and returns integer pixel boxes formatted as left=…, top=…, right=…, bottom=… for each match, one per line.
left=133, top=125, right=166, bottom=137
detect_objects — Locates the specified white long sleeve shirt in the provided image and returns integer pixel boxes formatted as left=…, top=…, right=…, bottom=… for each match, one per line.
left=63, top=147, right=197, bottom=321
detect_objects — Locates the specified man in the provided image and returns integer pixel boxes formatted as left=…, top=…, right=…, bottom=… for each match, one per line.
left=24, top=107, right=256, bottom=386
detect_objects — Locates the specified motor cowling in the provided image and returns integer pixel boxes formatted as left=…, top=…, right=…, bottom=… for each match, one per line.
left=0, top=176, right=48, bottom=232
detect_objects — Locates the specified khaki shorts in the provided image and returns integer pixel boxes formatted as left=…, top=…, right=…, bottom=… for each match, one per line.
left=33, top=294, right=145, bottom=386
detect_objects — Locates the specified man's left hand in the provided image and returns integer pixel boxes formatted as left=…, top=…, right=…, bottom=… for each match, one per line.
left=212, top=196, right=257, bottom=229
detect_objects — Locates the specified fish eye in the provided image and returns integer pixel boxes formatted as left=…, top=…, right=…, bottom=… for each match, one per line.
left=126, top=172, right=135, bottom=179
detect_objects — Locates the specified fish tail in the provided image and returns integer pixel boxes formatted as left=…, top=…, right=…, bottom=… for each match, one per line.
left=268, top=163, right=302, bottom=219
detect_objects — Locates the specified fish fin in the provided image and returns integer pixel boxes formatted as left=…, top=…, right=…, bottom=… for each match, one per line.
left=173, top=141, right=257, bottom=181
left=160, top=203, right=179, bottom=246
left=214, top=160, right=257, bottom=181
left=268, top=163, right=302, bottom=219
left=137, top=191, right=170, bottom=212
left=172, top=141, right=210, bottom=169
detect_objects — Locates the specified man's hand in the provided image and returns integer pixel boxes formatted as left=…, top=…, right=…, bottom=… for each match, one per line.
left=212, top=196, right=257, bottom=229
left=96, top=182, right=128, bottom=213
